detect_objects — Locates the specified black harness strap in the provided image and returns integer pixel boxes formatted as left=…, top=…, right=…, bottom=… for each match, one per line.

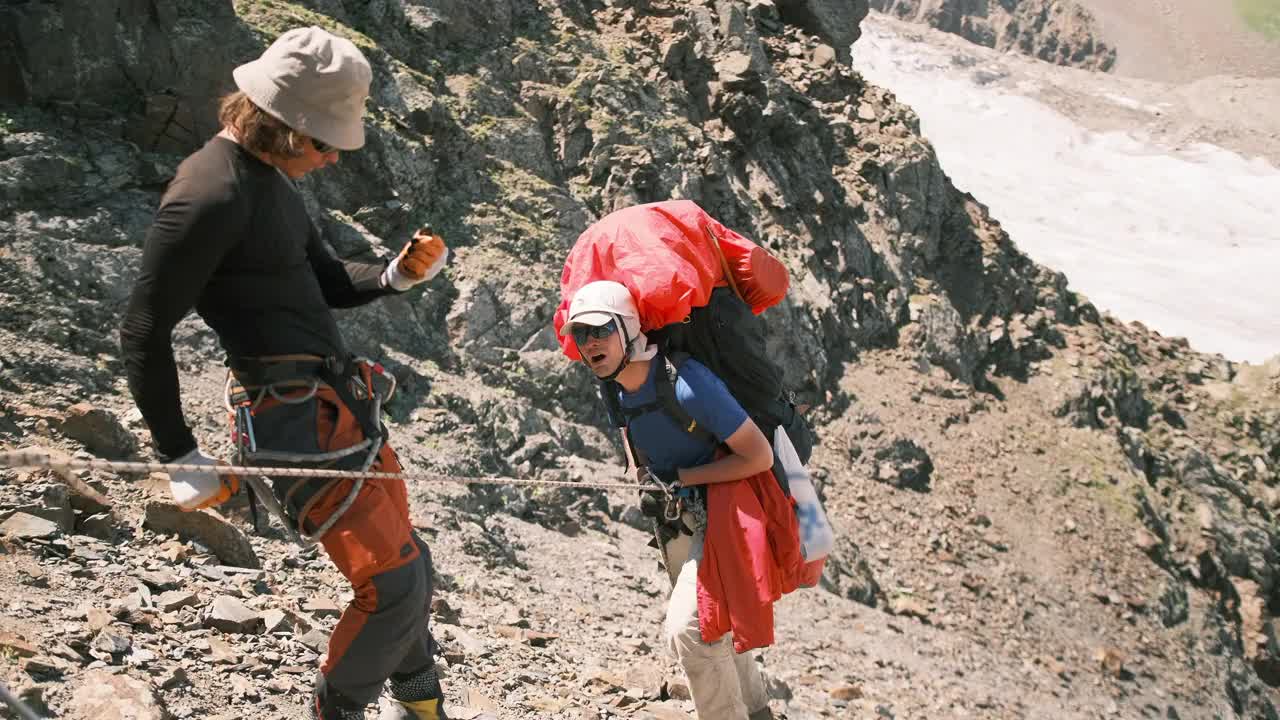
left=653, top=356, right=718, bottom=446
left=230, top=357, right=326, bottom=386
left=605, top=355, right=718, bottom=447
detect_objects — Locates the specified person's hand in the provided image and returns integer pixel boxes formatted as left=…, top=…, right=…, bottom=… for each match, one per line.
left=167, top=448, right=239, bottom=510
left=638, top=467, right=680, bottom=518
left=382, top=228, right=448, bottom=291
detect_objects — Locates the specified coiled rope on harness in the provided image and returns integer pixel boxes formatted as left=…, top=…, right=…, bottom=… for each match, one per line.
left=224, top=355, right=391, bottom=545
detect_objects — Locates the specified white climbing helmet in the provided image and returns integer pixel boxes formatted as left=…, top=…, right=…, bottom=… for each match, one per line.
left=561, top=280, right=656, bottom=362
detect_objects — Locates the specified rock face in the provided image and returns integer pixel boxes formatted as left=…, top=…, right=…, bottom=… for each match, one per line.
left=0, top=0, right=256, bottom=152
left=0, top=1, right=1276, bottom=718
left=868, top=0, right=1116, bottom=70
left=775, top=0, right=872, bottom=62
left=0, top=0, right=1074, bottom=467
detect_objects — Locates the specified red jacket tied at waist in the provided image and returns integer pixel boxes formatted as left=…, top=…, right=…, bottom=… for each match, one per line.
left=696, top=468, right=815, bottom=653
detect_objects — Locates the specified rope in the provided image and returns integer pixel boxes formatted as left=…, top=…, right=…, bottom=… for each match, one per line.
left=0, top=682, right=43, bottom=720
left=0, top=449, right=658, bottom=494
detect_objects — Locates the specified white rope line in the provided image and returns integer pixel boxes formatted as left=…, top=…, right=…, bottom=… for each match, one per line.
left=0, top=449, right=657, bottom=493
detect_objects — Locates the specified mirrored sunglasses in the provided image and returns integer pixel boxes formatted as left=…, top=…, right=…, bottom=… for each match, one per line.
left=571, top=319, right=618, bottom=346
left=311, top=137, right=336, bottom=154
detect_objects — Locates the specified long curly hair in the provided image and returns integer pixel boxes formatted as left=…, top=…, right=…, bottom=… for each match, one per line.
left=217, top=91, right=306, bottom=158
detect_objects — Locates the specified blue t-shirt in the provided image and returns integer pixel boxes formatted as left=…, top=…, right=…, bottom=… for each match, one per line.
left=612, top=357, right=749, bottom=474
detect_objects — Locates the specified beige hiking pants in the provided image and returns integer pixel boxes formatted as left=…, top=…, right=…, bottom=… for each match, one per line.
left=661, top=517, right=770, bottom=720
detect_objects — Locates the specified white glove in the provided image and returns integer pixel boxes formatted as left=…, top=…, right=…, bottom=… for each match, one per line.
left=382, top=232, right=449, bottom=291
left=168, top=448, right=238, bottom=510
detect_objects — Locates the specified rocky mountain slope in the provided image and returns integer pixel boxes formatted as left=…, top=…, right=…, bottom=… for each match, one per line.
left=1067, top=0, right=1280, bottom=81
left=867, top=0, right=1116, bottom=71
left=1, top=1, right=1277, bottom=718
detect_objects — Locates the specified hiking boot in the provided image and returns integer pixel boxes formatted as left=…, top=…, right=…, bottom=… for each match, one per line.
left=380, top=664, right=449, bottom=720
left=377, top=696, right=444, bottom=720
left=377, top=699, right=498, bottom=720
left=378, top=663, right=501, bottom=720
left=312, top=694, right=366, bottom=720
left=377, top=696, right=501, bottom=720
left=748, top=707, right=776, bottom=720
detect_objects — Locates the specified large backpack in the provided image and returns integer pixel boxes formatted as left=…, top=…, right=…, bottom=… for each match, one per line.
left=553, top=200, right=812, bottom=487
left=600, top=287, right=813, bottom=494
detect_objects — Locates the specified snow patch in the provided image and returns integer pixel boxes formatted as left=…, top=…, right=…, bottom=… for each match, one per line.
left=854, top=21, right=1280, bottom=363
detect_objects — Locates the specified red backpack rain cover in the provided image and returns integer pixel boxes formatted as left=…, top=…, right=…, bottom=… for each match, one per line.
left=554, top=200, right=788, bottom=360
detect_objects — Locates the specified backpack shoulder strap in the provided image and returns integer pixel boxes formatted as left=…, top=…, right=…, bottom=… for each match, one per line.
left=654, top=356, right=717, bottom=446
left=603, top=380, right=652, bottom=474
left=622, top=424, right=649, bottom=472
left=600, top=380, right=626, bottom=428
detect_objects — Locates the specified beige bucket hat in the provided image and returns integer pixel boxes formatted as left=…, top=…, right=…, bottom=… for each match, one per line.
left=232, top=26, right=372, bottom=151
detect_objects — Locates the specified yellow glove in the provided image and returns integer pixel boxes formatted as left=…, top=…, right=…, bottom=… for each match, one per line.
left=383, top=229, right=448, bottom=290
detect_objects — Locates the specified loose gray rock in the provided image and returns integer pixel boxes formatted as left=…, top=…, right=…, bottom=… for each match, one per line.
left=91, top=629, right=132, bottom=656
left=204, top=595, right=263, bottom=635
left=304, top=596, right=343, bottom=620
left=0, top=512, right=61, bottom=540
left=143, top=501, right=260, bottom=569
left=821, top=537, right=882, bottom=607
left=812, top=43, right=837, bottom=67
left=299, top=628, right=330, bottom=655
left=68, top=669, right=168, bottom=720
left=775, top=0, right=870, bottom=62
left=59, top=402, right=137, bottom=458
left=21, top=484, right=76, bottom=532
left=157, top=590, right=200, bottom=613
left=138, top=569, right=179, bottom=591
left=873, top=438, right=934, bottom=491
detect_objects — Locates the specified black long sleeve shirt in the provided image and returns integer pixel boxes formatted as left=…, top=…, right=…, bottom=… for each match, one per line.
left=120, top=137, right=395, bottom=459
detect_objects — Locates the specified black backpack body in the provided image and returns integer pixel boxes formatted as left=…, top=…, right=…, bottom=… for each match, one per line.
left=601, top=287, right=812, bottom=494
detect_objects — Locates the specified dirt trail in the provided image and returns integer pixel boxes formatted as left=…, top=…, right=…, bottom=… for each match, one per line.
left=1070, top=0, right=1280, bottom=81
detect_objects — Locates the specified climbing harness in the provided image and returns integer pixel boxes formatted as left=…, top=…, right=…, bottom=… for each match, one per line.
left=224, top=355, right=393, bottom=544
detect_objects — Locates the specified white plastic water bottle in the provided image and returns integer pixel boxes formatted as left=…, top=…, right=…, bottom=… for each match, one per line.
left=774, top=426, right=835, bottom=561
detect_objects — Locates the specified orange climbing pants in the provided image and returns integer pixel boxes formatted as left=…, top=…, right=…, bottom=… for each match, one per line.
left=245, top=378, right=440, bottom=710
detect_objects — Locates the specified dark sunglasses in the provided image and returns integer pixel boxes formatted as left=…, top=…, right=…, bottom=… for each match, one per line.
left=311, top=137, right=336, bottom=154
left=571, top=319, right=618, bottom=346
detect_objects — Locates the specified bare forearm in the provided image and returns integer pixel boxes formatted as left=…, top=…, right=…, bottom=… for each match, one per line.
left=678, top=453, right=769, bottom=487
left=678, top=419, right=774, bottom=487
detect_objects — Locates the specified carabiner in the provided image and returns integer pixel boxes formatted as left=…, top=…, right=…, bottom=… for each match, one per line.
left=664, top=496, right=683, bottom=523
left=642, top=468, right=683, bottom=522
left=643, top=468, right=672, bottom=498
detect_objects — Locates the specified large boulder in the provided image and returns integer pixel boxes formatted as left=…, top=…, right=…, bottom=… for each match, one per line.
left=775, top=0, right=871, bottom=62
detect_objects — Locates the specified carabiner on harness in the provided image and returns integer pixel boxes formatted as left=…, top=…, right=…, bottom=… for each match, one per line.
left=351, top=356, right=397, bottom=402
left=642, top=468, right=683, bottom=522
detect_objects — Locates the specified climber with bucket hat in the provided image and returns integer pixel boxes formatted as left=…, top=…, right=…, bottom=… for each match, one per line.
left=120, top=27, right=460, bottom=720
